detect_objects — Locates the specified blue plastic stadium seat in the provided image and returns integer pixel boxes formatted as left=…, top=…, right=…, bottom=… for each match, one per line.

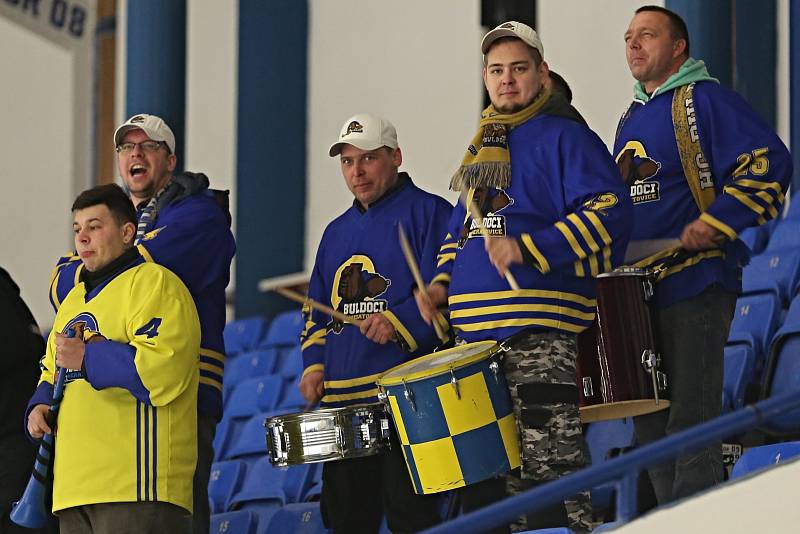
left=264, top=502, right=329, bottom=534
left=766, top=219, right=800, bottom=251
left=209, top=460, right=247, bottom=514
left=224, top=348, right=280, bottom=395
left=722, top=344, right=756, bottom=412
left=276, top=344, right=304, bottom=379
left=760, top=295, right=800, bottom=433
left=583, top=418, right=635, bottom=512
left=230, top=456, right=287, bottom=509
left=726, top=292, right=781, bottom=362
left=742, top=249, right=800, bottom=305
left=278, top=378, right=307, bottom=411
left=225, top=375, right=284, bottom=420
left=224, top=316, right=270, bottom=355
left=738, top=225, right=768, bottom=255
left=226, top=411, right=280, bottom=461
left=592, top=521, right=623, bottom=532
left=730, top=442, right=800, bottom=479
left=264, top=310, right=305, bottom=347
left=210, top=510, right=259, bottom=534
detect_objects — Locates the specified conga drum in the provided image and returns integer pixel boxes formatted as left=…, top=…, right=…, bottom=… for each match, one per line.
left=376, top=341, right=521, bottom=494
left=577, top=268, right=669, bottom=422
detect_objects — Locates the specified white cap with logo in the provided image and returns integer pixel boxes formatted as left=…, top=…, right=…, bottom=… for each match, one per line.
left=329, top=113, right=398, bottom=157
left=481, top=21, right=544, bottom=58
left=114, top=114, right=176, bottom=154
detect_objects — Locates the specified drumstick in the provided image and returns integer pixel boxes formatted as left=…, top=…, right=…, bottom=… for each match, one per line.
left=398, top=226, right=448, bottom=343
left=274, top=287, right=362, bottom=327
left=462, top=194, right=521, bottom=291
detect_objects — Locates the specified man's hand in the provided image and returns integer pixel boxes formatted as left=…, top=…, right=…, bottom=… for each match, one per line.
left=415, top=282, right=448, bottom=326
left=680, top=219, right=722, bottom=251
left=27, top=404, right=52, bottom=439
left=485, top=236, right=523, bottom=278
left=360, top=314, right=396, bottom=345
left=55, top=332, right=85, bottom=370
left=299, top=371, right=325, bottom=404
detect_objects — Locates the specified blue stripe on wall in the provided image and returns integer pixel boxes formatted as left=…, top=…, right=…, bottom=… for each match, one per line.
left=126, top=0, right=186, bottom=172
left=667, top=0, right=733, bottom=88
left=236, top=0, right=308, bottom=319
left=734, top=0, right=776, bottom=128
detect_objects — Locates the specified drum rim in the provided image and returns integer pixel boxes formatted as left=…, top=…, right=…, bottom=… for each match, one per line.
left=376, top=340, right=498, bottom=386
left=265, top=402, right=385, bottom=425
left=598, top=266, right=651, bottom=278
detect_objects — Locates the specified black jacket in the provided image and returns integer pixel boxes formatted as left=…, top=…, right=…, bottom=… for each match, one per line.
left=0, top=267, right=45, bottom=439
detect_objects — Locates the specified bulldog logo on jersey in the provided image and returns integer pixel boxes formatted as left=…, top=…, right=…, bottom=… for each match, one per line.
left=61, top=313, right=107, bottom=382
left=330, top=256, right=391, bottom=333
left=616, top=141, right=662, bottom=204
left=458, top=188, right=513, bottom=247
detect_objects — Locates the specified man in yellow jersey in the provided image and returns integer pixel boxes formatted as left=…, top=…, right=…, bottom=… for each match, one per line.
left=26, top=184, right=200, bottom=534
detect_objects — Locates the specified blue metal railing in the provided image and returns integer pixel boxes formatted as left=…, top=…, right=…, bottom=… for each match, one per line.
left=422, top=390, right=800, bottom=534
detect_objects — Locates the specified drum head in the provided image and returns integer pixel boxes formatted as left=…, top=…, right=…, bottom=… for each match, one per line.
left=377, top=340, right=497, bottom=386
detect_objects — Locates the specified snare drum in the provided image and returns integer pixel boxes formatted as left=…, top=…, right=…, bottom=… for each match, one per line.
left=576, top=268, right=669, bottom=422
left=376, top=341, right=521, bottom=495
left=265, top=403, right=390, bottom=466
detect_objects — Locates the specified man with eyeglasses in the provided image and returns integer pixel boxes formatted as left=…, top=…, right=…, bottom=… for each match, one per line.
left=48, top=114, right=235, bottom=534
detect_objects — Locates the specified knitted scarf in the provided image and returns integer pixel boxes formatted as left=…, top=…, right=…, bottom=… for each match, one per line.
left=450, top=87, right=552, bottom=192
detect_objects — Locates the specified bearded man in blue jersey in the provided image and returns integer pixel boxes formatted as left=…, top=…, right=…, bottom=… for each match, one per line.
left=615, top=6, right=791, bottom=504
left=417, top=21, right=633, bottom=533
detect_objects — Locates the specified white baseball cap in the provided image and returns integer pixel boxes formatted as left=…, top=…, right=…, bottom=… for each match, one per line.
left=329, top=113, right=398, bottom=157
left=114, top=114, right=176, bottom=154
left=481, top=21, right=544, bottom=58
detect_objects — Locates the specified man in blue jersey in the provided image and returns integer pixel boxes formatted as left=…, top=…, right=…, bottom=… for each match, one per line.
left=299, top=113, right=451, bottom=533
left=417, top=21, right=633, bottom=533
left=48, top=115, right=235, bottom=533
left=27, top=183, right=200, bottom=533
left=616, top=6, right=791, bottom=504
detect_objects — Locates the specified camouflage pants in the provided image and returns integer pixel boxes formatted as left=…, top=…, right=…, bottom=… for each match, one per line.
left=503, top=330, right=592, bottom=533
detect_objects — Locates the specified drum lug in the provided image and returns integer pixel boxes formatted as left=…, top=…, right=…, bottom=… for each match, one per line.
left=489, top=361, right=500, bottom=383
left=402, top=379, right=417, bottom=411
left=582, top=376, right=593, bottom=398
left=657, top=370, right=668, bottom=391
left=450, top=369, right=461, bottom=400
left=641, top=349, right=663, bottom=405
left=642, top=278, right=654, bottom=301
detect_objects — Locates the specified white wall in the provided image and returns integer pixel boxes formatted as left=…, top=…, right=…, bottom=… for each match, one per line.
left=537, top=0, right=663, bottom=148
left=0, top=17, right=75, bottom=329
left=305, top=0, right=482, bottom=269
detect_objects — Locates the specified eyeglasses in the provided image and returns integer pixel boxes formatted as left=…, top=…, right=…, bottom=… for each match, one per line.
left=115, top=140, right=167, bottom=154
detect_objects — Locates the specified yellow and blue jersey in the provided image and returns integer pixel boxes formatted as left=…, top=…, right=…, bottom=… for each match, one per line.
left=434, top=115, right=632, bottom=342
left=49, top=174, right=235, bottom=419
left=614, top=81, right=792, bottom=307
left=301, top=175, right=452, bottom=408
left=31, top=254, right=200, bottom=513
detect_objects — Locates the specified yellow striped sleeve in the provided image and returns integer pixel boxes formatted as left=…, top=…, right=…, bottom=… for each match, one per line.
left=301, top=328, right=326, bottom=350
left=324, top=371, right=385, bottom=389
left=519, top=234, right=551, bottom=274
left=555, top=221, right=587, bottom=276
left=431, top=273, right=451, bottom=285
left=302, top=363, right=324, bottom=378
left=322, top=388, right=380, bottom=403
left=699, top=212, right=738, bottom=240
left=722, top=187, right=768, bottom=225
left=382, top=310, right=417, bottom=352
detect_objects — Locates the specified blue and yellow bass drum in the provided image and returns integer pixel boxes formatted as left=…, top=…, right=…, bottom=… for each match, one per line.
left=376, top=341, right=521, bottom=494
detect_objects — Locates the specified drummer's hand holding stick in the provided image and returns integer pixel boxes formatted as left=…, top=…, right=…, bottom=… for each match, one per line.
left=680, top=218, right=724, bottom=251
left=463, top=196, right=521, bottom=290
left=414, top=282, right=448, bottom=327
left=299, top=371, right=325, bottom=407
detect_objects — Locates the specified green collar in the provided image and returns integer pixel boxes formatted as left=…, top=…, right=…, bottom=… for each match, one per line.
left=633, top=57, right=719, bottom=103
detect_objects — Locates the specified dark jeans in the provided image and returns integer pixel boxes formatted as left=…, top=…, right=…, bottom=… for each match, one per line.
left=634, top=285, right=737, bottom=504
left=59, top=502, right=189, bottom=534
left=191, top=415, right=217, bottom=534
left=320, top=431, right=442, bottom=534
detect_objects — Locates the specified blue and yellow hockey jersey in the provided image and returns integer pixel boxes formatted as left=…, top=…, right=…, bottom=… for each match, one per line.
left=614, top=80, right=792, bottom=307
left=29, top=252, right=200, bottom=513
left=301, top=175, right=452, bottom=407
left=433, top=115, right=632, bottom=342
left=49, top=173, right=235, bottom=419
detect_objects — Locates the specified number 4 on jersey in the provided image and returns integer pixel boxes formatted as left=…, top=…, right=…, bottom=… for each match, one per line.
left=135, top=318, right=163, bottom=339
